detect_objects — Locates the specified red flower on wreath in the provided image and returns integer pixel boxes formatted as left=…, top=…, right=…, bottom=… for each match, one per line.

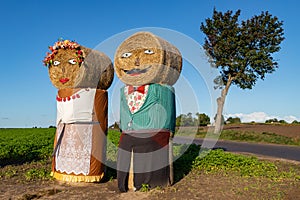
left=42, top=39, right=84, bottom=67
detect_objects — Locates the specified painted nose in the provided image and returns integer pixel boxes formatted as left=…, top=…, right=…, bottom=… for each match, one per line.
left=135, top=57, right=140, bottom=66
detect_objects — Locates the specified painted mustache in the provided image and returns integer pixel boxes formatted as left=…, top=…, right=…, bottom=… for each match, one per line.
left=123, top=66, right=151, bottom=75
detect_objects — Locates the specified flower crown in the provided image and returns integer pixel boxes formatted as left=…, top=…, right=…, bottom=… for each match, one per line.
left=43, top=39, right=84, bottom=67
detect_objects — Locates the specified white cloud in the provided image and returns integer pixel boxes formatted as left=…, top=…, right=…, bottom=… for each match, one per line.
left=282, top=115, right=299, bottom=123
left=224, top=112, right=300, bottom=123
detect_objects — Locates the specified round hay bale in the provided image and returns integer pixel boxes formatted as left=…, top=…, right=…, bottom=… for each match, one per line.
left=76, top=47, right=114, bottom=90
left=45, top=40, right=114, bottom=90
left=114, top=31, right=182, bottom=86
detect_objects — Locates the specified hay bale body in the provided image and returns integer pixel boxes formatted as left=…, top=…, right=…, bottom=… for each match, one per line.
left=51, top=88, right=108, bottom=183
left=43, top=39, right=113, bottom=183
left=48, top=46, right=114, bottom=90
left=114, top=31, right=182, bottom=86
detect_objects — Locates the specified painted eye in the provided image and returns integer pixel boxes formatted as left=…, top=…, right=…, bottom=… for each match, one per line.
left=121, top=52, right=132, bottom=58
left=144, top=49, right=154, bottom=55
left=68, top=59, right=77, bottom=65
left=53, top=61, right=60, bottom=66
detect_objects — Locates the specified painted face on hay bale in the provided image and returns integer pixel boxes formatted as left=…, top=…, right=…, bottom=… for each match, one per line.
left=44, top=40, right=114, bottom=90
left=114, top=32, right=182, bottom=86
left=47, top=48, right=83, bottom=89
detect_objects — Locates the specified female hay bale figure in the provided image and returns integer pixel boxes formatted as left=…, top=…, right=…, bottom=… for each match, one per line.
left=114, top=32, right=182, bottom=192
left=43, top=39, right=114, bottom=182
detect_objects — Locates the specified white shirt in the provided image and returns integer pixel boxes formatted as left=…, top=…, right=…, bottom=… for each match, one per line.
left=56, top=88, right=96, bottom=125
left=124, top=85, right=149, bottom=114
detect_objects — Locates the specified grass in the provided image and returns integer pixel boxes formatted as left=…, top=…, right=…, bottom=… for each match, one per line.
left=140, top=184, right=150, bottom=192
left=176, top=127, right=300, bottom=146
left=173, top=144, right=200, bottom=182
left=0, top=161, right=53, bottom=181
left=218, top=130, right=300, bottom=145
left=172, top=144, right=300, bottom=182
left=24, top=167, right=52, bottom=181
left=0, top=128, right=300, bottom=183
left=193, top=148, right=300, bottom=180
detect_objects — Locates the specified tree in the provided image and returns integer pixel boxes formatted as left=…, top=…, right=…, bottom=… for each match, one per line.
left=176, top=113, right=195, bottom=127
left=184, top=112, right=195, bottom=126
left=265, top=118, right=276, bottom=123
left=265, top=118, right=278, bottom=123
left=196, top=112, right=211, bottom=126
left=214, top=114, right=226, bottom=125
left=176, top=114, right=183, bottom=127
left=279, top=119, right=287, bottom=124
left=113, top=121, right=120, bottom=129
left=200, top=9, right=284, bottom=134
left=226, top=117, right=241, bottom=124
left=176, top=113, right=211, bottom=127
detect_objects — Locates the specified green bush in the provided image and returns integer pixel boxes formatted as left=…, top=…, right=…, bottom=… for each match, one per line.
left=193, top=149, right=299, bottom=179
left=226, top=117, right=241, bottom=124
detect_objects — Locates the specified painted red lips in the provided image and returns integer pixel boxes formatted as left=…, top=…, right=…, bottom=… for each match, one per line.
left=59, top=78, right=70, bottom=84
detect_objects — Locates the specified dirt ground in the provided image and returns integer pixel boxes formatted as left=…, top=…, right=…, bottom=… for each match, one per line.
left=1, top=170, right=300, bottom=200
left=1, top=124, right=299, bottom=200
left=223, top=123, right=300, bottom=139
left=1, top=158, right=300, bottom=200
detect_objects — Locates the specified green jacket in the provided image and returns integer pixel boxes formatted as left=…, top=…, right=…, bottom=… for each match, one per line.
left=120, top=84, right=176, bottom=133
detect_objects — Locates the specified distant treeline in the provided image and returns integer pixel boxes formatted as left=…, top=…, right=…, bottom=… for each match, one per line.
left=45, top=115, right=300, bottom=130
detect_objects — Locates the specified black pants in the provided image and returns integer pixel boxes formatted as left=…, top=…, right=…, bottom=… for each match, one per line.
left=117, top=131, right=170, bottom=192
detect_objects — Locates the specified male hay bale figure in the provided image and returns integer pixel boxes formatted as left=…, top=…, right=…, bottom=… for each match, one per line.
left=114, top=32, right=182, bottom=192
left=43, top=39, right=114, bottom=182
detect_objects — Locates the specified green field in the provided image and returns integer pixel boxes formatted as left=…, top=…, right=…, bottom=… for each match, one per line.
left=0, top=128, right=121, bottom=167
left=0, top=128, right=55, bottom=166
left=1, top=128, right=300, bottom=199
left=0, top=128, right=299, bottom=182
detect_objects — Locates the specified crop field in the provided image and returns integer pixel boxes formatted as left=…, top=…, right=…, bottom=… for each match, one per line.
left=0, top=127, right=299, bottom=199
left=0, top=128, right=55, bottom=166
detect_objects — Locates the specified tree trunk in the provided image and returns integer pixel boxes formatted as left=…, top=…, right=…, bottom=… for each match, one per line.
left=214, top=96, right=225, bottom=134
left=214, top=78, right=232, bottom=134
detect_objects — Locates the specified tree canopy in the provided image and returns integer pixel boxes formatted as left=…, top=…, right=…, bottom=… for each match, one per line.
left=226, top=117, right=241, bottom=124
left=200, top=9, right=285, bottom=90
left=176, top=113, right=210, bottom=127
left=200, top=9, right=284, bottom=134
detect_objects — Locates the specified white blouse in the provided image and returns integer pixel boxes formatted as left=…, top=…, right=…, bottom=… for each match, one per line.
left=56, top=88, right=96, bottom=125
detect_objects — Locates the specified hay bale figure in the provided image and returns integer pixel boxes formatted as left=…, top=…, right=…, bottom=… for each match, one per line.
left=114, top=32, right=182, bottom=192
left=43, top=39, right=114, bottom=182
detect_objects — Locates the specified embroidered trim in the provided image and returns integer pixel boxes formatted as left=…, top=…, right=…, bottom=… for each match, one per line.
left=51, top=171, right=104, bottom=182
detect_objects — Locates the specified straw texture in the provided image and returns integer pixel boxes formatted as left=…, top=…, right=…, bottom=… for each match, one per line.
left=48, top=46, right=114, bottom=90
left=114, top=31, right=182, bottom=86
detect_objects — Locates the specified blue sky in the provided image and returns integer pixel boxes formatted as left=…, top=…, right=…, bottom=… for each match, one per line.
left=0, top=0, right=299, bottom=127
